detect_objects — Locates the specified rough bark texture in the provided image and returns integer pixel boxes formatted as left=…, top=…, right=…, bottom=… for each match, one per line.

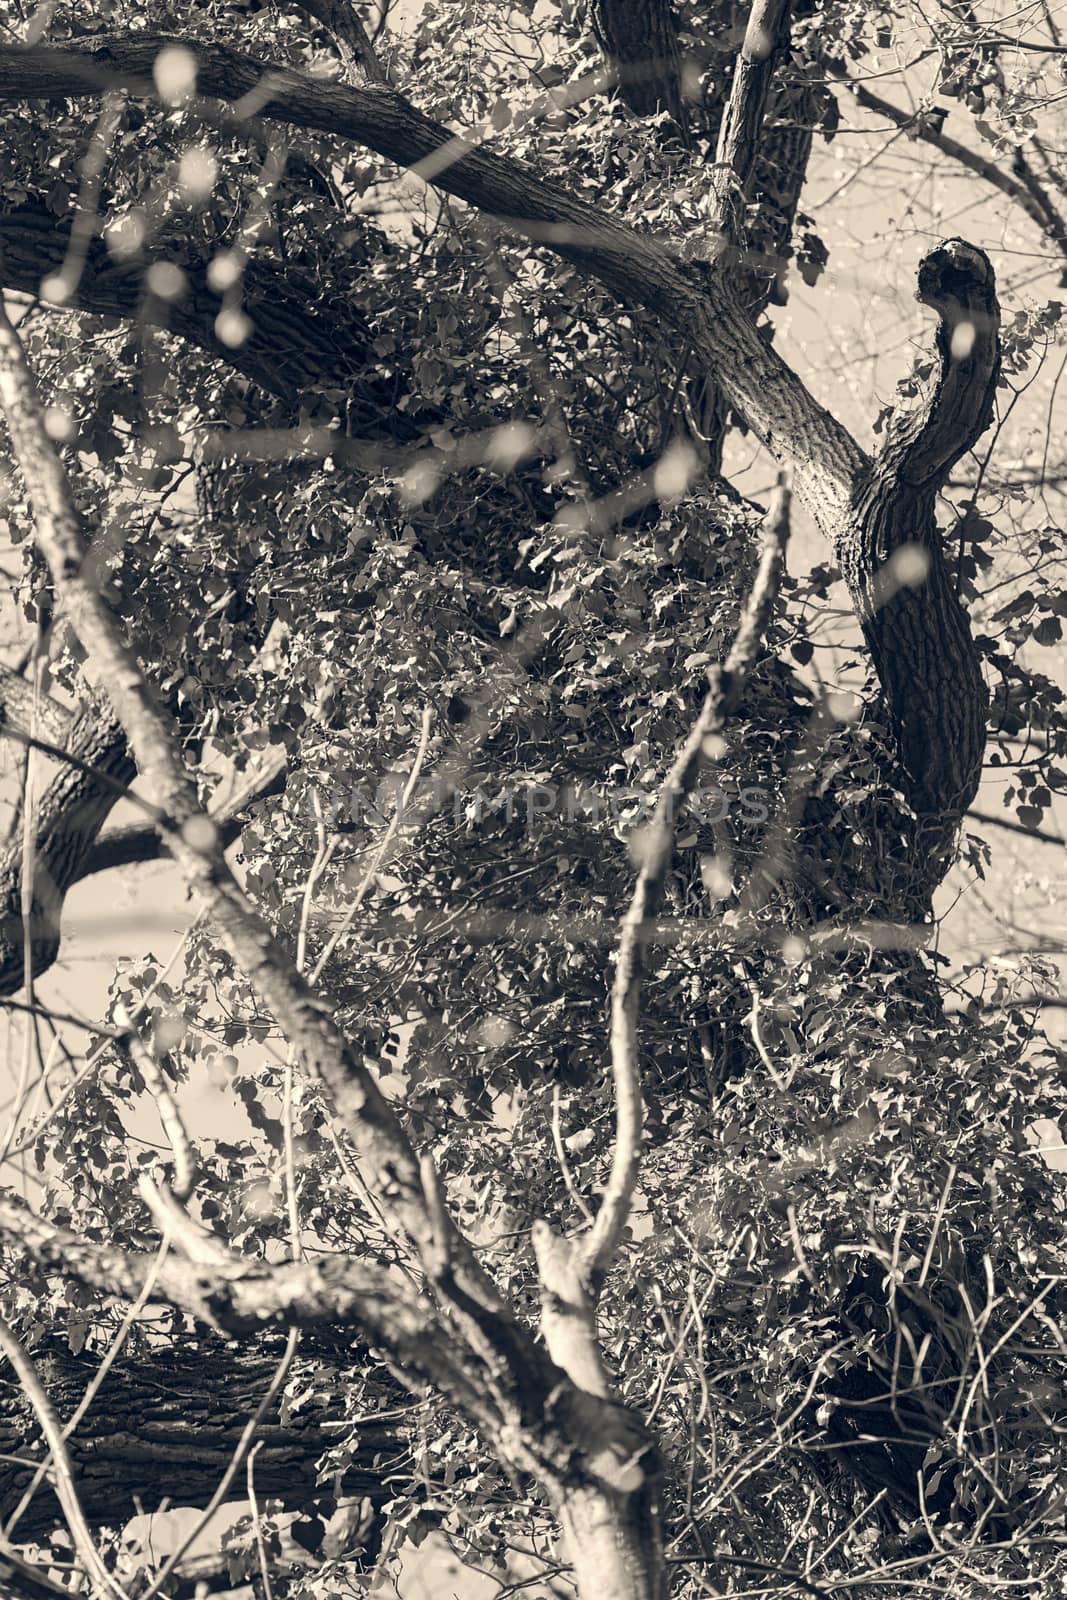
left=0, top=198, right=412, bottom=430
left=845, top=240, right=999, bottom=827
left=0, top=699, right=135, bottom=994
left=589, top=0, right=688, bottom=129
left=0, top=1338, right=406, bottom=1542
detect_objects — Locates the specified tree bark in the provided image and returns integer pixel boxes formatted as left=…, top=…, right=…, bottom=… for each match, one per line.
left=0, top=699, right=135, bottom=995
left=0, top=198, right=415, bottom=431
left=0, top=1338, right=406, bottom=1543
left=590, top=0, right=688, bottom=131
left=845, top=239, right=999, bottom=827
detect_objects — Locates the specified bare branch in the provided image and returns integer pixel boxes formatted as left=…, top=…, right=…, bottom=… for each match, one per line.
left=967, top=807, right=1065, bottom=848
left=832, top=69, right=1067, bottom=278
left=580, top=478, right=791, bottom=1295
left=847, top=239, right=1000, bottom=820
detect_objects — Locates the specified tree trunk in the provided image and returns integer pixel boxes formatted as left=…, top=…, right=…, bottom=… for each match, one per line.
left=0, top=1338, right=406, bottom=1542
left=557, top=1485, right=668, bottom=1600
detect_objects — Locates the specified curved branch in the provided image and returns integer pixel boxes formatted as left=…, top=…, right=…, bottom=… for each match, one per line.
left=0, top=199, right=413, bottom=428
left=582, top=479, right=791, bottom=1295
left=846, top=240, right=1000, bottom=823
left=0, top=40, right=996, bottom=835
left=0, top=33, right=867, bottom=529
left=0, top=702, right=136, bottom=995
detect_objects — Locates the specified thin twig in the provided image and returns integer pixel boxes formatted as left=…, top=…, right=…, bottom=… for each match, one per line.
left=246, top=1442, right=275, bottom=1600
left=117, top=1027, right=196, bottom=1200
left=309, top=706, right=434, bottom=984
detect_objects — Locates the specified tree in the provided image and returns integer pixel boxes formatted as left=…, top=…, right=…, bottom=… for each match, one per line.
left=0, top=0, right=1064, bottom=1597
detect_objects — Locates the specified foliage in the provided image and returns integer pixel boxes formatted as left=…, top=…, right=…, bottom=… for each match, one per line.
left=0, top=0, right=1065, bottom=1596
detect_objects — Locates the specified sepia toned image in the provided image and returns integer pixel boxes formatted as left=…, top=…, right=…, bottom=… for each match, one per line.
left=0, top=0, right=1064, bottom=1595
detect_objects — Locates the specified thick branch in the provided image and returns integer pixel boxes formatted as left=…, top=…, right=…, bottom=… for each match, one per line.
left=589, top=0, right=687, bottom=131
left=845, top=240, right=999, bottom=822
left=0, top=701, right=136, bottom=994
left=0, top=1189, right=497, bottom=1420
left=0, top=1336, right=406, bottom=1541
left=0, top=1186, right=665, bottom=1597
left=0, top=34, right=866, bottom=531
left=74, top=749, right=288, bottom=882
left=709, top=0, right=792, bottom=243
left=0, top=666, right=70, bottom=745
left=0, top=199, right=411, bottom=427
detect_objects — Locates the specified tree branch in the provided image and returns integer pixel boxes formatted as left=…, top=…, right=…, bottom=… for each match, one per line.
left=0, top=700, right=136, bottom=995
left=0, top=198, right=415, bottom=428
left=0, top=293, right=507, bottom=1329
left=0, top=38, right=997, bottom=844
left=293, top=0, right=388, bottom=83
left=0, top=1321, right=117, bottom=1599
left=848, top=240, right=1000, bottom=823
left=0, top=1189, right=503, bottom=1425
left=0, top=667, right=70, bottom=746
left=0, top=300, right=668, bottom=1546
left=74, top=747, right=288, bottom=882
left=709, top=0, right=793, bottom=245
left=832, top=69, right=1067, bottom=278
left=589, top=0, right=688, bottom=132
left=581, top=478, right=791, bottom=1295
left=967, top=807, right=1065, bottom=847
left=0, top=33, right=866, bottom=530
